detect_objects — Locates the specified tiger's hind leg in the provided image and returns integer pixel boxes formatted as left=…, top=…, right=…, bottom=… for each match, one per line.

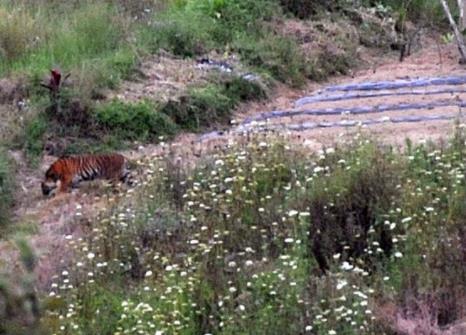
left=119, top=167, right=135, bottom=186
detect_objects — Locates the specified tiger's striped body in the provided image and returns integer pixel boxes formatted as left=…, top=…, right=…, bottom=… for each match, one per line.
left=41, top=153, right=130, bottom=196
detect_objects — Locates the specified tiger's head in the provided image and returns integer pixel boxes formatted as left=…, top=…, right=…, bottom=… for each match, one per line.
left=41, top=166, right=59, bottom=196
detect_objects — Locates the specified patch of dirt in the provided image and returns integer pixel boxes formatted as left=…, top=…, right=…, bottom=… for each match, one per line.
left=107, top=51, right=249, bottom=103
left=0, top=76, right=26, bottom=104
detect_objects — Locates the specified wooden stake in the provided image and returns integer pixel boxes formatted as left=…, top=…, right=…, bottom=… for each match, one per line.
left=440, top=0, right=466, bottom=63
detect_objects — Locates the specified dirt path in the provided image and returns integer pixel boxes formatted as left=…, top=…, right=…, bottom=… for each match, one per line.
left=5, top=42, right=466, bottom=289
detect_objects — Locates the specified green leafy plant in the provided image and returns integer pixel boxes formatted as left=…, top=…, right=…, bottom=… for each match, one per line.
left=95, top=100, right=178, bottom=141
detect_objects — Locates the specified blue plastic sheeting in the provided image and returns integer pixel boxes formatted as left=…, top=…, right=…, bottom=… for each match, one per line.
left=261, top=114, right=459, bottom=132
left=324, top=75, right=466, bottom=92
left=243, top=99, right=466, bottom=125
left=294, top=88, right=466, bottom=107
left=198, top=75, right=466, bottom=142
left=198, top=113, right=462, bottom=141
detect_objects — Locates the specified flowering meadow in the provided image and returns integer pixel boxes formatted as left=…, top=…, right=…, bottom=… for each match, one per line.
left=41, top=128, right=466, bottom=334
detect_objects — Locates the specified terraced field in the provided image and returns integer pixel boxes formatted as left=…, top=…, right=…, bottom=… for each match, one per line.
left=201, top=44, right=466, bottom=150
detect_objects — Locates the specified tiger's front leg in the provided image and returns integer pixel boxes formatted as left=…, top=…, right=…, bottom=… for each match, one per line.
left=59, top=176, right=73, bottom=193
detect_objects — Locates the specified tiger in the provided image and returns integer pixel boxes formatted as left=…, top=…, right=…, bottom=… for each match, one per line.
left=41, top=153, right=131, bottom=196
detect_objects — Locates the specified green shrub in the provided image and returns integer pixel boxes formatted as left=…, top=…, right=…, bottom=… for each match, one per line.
left=204, top=0, right=280, bottom=34
left=102, top=48, right=138, bottom=88
left=149, top=11, right=215, bottom=57
left=0, top=148, right=14, bottom=231
left=160, top=84, right=234, bottom=131
left=235, top=35, right=308, bottom=87
left=223, top=76, right=268, bottom=102
left=95, top=100, right=177, bottom=142
left=306, top=143, right=402, bottom=273
left=307, top=48, right=354, bottom=81
left=160, top=77, right=267, bottom=131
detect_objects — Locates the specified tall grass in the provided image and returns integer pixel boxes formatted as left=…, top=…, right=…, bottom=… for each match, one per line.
left=0, top=7, right=38, bottom=63
left=0, top=2, right=137, bottom=94
left=39, top=129, right=466, bottom=334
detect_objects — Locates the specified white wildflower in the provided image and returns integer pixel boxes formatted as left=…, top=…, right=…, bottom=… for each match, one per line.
left=401, top=217, right=412, bottom=224
left=341, top=261, right=353, bottom=271
left=336, top=279, right=347, bottom=290
left=288, top=210, right=299, bottom=217
left=353, top=291, right=368, bottom=299
left=314, top=166, right=324, bottom=173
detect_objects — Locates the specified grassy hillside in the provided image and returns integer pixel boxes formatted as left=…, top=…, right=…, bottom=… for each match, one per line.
left=29, top=127, right=466, bottom=334
left=1, top=0, right=443, bottom=159
left=2, top=1, right=462, bottom=334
